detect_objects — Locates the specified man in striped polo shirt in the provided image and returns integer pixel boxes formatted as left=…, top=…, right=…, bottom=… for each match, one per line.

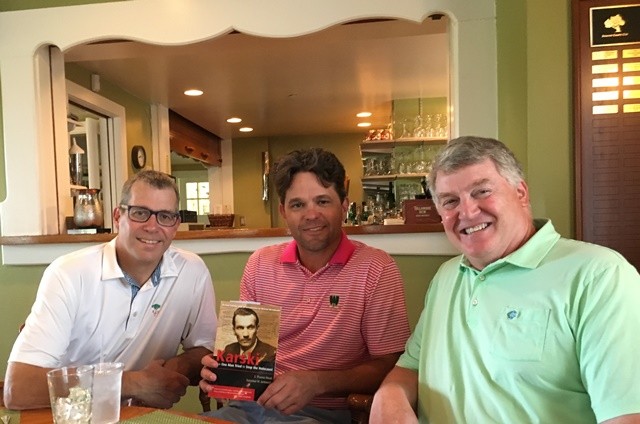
left=201, top=148, right=410, bottom=423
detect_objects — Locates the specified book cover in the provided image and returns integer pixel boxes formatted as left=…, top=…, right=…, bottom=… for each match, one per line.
left=209, top=300, right=281, bottom=401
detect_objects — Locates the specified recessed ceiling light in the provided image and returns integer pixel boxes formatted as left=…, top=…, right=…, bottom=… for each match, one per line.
left=226, top=117, right=242, bottom=123
left=184, top=89, right=203, bottom=96
left=239, top=127, right=253, bottom=132
left=357, top=122, right=372, bottom=127
left=356, top=112, right=372, bottom=118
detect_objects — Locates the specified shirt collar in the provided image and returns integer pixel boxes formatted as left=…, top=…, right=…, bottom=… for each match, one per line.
left=459, top=219, right=560, bottom=272
left=102, top=237, right=179, bottom=281
left=281, top=231, right=355, bottom=265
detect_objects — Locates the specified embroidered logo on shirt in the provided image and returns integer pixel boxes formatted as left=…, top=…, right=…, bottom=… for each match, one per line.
left=151, top=303, right=162, bottom=316
left=329, top=294, right=340, bottom=308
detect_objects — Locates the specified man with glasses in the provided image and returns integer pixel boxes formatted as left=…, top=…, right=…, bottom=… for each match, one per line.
left=4, top=170, right=217, bottom=410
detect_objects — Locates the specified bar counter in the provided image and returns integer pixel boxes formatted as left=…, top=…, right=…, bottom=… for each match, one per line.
left=0, top=224, right=459, bottom=265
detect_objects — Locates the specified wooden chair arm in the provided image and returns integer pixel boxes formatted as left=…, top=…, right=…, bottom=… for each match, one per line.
left=347, top=393, right=373, bottom=412
left=348, top=393, right=373, bottom=423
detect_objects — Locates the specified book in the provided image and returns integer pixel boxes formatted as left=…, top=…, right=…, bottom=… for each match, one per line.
left=209, top=300, right=281, bottom=401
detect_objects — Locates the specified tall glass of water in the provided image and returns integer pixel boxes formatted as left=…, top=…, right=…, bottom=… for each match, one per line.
left=91, top=362, right=124, bottom=424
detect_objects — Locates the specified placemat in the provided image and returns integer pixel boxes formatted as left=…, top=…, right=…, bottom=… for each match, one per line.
left=121, top=410, right=208, bottom=424
left=0, top=407, right=20, bottom=424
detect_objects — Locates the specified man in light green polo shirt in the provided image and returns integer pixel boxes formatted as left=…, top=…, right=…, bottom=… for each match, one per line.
left=371, top=136, right=640, bottom=424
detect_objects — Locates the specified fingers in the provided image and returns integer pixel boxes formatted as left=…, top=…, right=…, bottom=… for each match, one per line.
left=257, top=375, right=300, bottom=413
left=199, top=353, right=219, bottom=393
left=134, top=364, right=190, bottom=408
left=201, top=353, right=219, bottom=368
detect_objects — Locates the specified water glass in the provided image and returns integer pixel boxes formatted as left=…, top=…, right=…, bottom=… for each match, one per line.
left=47, top=365, right=94, bottom=424
left=91, top=362, right=124, bottom=424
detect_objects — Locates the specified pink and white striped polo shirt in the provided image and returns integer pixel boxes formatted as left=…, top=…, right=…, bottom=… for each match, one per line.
left=240, top=232, right=410, bottom=409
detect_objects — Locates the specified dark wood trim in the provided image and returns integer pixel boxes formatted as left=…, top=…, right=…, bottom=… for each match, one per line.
left=169, top=110, right=222, bottom=166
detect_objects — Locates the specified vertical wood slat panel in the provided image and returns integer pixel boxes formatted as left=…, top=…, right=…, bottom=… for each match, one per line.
left=574, top=0, right=640, bottom=269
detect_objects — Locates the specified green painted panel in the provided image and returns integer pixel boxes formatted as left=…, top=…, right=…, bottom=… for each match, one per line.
left=0, top=80, right=5, bottom=203
left=231, top=137, right=272, bottom=228
left=0, top=249, right=449, bottom=409
left=66, top=63, right=153, bottom=176
left=232, top=133, right=364, bottom=229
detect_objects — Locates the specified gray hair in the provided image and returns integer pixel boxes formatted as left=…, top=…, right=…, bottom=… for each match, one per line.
left=120, top=170, right=180, bottom=209
left=428, top=136, right=525, bottom=202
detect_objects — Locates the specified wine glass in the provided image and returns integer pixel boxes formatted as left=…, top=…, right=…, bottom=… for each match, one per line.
left=413, top=115, right=427, bottom=138
left=434, top=114, right=448, bottom=138
left=397, top=118, right=411, bottom=139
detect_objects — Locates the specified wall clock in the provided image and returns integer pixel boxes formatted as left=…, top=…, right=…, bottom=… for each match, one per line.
left=131, top=145, right=147, bottom=169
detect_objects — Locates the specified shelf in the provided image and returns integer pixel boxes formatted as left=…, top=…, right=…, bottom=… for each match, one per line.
left=360, top=137, right=447, bottom=151
left=362, top=173, right=427, bottom=181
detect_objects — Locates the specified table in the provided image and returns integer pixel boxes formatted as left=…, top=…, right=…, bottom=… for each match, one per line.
left=10, top=405, right=232, bottom=423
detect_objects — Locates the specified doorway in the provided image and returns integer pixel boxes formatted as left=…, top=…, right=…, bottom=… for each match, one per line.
left=59, top=80, right=127, bottom=233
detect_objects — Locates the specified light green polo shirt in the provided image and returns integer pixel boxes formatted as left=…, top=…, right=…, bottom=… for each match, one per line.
left=398, top=219, right=640, bottom=423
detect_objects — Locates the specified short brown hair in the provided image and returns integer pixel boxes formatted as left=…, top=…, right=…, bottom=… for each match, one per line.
left=120, top=170, right=179, bottom=210
left=272, top=148, right=347, bottom=204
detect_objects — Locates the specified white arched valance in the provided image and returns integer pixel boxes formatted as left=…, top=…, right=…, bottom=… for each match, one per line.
left=0, top=0, right=496, bottom=242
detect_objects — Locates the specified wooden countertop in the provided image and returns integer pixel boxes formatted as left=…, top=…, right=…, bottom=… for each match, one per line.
left=0, top=224, right=443, bottom=245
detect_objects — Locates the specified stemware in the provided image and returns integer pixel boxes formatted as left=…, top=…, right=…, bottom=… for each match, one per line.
left=434, top=113, right=448, bottom=138
left=397, top=118, right=412, bottom=139
left=413, top=115, right=427, bottom=138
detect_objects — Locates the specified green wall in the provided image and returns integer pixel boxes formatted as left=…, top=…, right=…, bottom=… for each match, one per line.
left=0, top=80, right=4, bottom=204
left=233, top=133, right=365, bottom=229
left=496, top=0, right=573, bottom=237
left=231, top=137, right=272, bottom=228
left=0, top=251, right=445, bottom=413
left=66, top=63, right=153, bottom=176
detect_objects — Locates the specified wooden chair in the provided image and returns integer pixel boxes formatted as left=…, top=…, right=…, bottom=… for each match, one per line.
left=200, top=388, right=212, bottom=412
left=348, top=393, right=373, bottom=424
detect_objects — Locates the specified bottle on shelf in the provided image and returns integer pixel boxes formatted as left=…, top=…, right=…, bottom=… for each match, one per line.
left=374, top=186, right=385, bottom=224
left=347, top=201, right=358, bottom=226
left=420, top=177, right=432, bottom=199
left=386, top=181, right=396, bottom=211
left=361, top=201, right=371, bottom=224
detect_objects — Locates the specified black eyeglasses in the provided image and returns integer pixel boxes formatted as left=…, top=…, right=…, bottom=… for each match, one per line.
left=120, top=205, right=180, bottom=227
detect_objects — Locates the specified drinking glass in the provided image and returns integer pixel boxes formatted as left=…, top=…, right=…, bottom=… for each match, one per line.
left=434, top=113, right=448, bottom=138
left=91, top=362, right=124, bottom=424
left=413, top=115, right=427, bottom=138
left=47, top=365, right=94, bottom=424
left=424, top=114, right=434, bottom=137
left=397, top=118, right=412, bottom=139
left=413, top=145, right=428, bottom=174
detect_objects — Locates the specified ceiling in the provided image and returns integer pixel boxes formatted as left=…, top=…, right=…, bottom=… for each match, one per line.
left=64, top=16, right=449, bottom=141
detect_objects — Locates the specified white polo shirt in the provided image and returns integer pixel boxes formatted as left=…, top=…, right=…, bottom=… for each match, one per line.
left=9, top=238, right=217, bottom=371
